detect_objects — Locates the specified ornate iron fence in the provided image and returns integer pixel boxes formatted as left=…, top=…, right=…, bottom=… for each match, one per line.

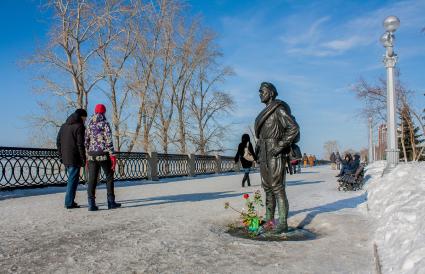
left=194, top=155, right=216, bottom=175
left=221, top=156, right=235, bottom=173
left=0, top=147, right=241, bottom=190
left=157, top=153, right=189, bottom=178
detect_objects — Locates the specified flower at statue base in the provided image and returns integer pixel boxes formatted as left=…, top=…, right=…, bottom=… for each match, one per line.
left=262, top=219, right=276, bottom=231
left=224, top=190, right=264, bottom=234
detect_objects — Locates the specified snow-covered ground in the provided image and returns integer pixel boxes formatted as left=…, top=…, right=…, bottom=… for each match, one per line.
left=365, top=161, right=425, bottom=274
left=0, top=165, right=374, bottom=273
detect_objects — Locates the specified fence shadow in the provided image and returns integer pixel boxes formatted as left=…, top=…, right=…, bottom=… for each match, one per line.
left=0, top=172, right=255, bottom=201
left=289, top=193, right=367, bottom=228
left=118, top=191, right=243, bottom=208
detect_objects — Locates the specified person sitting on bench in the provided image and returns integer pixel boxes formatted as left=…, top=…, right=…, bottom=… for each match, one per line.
left=336, top=154, right=360, bottom=177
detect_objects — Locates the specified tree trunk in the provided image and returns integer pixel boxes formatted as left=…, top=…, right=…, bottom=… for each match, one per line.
left=177, top=110, right=186, bottom=154
left=400, top=120, right=408, bottom=163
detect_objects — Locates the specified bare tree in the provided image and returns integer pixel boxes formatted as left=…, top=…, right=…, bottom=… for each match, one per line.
left=399, top=103, right=425, bottom=161
left=188, top=64, right=235, bottom=155
left=26, top=0, right=237, bottom=154
left=27, top=0, right=110, bottom=145
left=150, top=0, right=179, bottom=154
left=352, top=73, right=424, bottom=161
left=126, top=0, right=166, bottom=152
left=95, top=0, right=136, bottom=152
left=351, top=72, right=411, bottom=123
left=323, top=140, right=339, bottom=160
left=171, top=18, right=211, bottom=154
left=31, top=0, right=107, bottom=109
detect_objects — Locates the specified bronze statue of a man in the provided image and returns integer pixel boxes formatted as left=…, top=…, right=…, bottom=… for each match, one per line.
left=254, top=82, right=299, bottom=233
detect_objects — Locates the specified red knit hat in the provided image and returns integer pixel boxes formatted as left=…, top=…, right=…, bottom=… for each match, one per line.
left=95, top=104, right=106, bottom=114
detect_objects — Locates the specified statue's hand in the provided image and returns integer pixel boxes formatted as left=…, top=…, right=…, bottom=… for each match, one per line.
left=271, top=147, right=284, bottom=157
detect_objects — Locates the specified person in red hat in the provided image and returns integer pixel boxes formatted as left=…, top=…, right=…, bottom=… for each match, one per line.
left=84, top=104, right=121, bottom=211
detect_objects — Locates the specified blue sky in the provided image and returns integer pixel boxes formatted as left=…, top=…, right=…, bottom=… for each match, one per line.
left=0, top=0, right=424, bottom=157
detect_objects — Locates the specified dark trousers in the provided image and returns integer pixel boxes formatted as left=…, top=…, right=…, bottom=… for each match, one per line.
left=260, top=155, right=289, bottom=227
left=87, top=159, right=115, bottom=199
left=242, top=169, right=251, bottom=187
left=65, top=166, right=80, bottom=207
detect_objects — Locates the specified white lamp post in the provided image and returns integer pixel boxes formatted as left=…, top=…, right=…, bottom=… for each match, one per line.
left=380, top=15, right=400, bottom=168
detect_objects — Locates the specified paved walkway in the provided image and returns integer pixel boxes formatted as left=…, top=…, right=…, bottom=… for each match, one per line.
left=0, top=165, right=374, bottom=273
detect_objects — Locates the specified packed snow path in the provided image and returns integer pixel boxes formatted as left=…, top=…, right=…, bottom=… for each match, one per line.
left=0, top=165, right=374, bottom=273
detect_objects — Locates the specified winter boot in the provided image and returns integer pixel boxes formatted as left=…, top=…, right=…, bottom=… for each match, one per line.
left=242, top=173, right=249, bottom=187
left=247, top=175, right=251, bottom=187
left=264, top=192, right=276, bottom=223
left=88, top=197, right=99, bottom=211
left=107, top=195, right=121, bottom=209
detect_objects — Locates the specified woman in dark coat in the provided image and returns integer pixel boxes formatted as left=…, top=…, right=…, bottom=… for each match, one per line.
left=234, top=134, right=257, bottom=187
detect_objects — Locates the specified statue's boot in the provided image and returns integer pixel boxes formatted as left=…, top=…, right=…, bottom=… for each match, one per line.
left=274, top=194, right=289, bottom=234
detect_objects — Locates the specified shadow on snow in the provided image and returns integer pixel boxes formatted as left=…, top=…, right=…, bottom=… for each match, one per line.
left=290, top=193, right=367, bottom=228
left=0, top=172, right=254, bottom=201
left=286, top=180, right=324, bottom=186
left=118, top=191, right=243, bottom=208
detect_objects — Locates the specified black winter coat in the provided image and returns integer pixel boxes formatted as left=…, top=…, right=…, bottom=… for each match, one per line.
left=57, top=113, right=86, bottom=167
left=234, top=142, right=256, bottom=168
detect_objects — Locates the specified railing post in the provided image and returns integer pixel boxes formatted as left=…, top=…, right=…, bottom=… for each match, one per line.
left=148, top=152, right=159, bottom=181
left=215, top=155, right=222, bottom=174
left=188, top=154, right=196, bottom=177
left=234, top=161, right=241, bottom=172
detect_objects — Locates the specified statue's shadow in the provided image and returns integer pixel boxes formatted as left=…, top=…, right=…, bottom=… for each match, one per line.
left=289, top=193, right=367, bottom=229
left=286, top=180, right=324, bottom=186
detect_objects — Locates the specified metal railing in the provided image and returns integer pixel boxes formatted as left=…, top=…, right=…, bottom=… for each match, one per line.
left=0, top=147, right=241, bottom=190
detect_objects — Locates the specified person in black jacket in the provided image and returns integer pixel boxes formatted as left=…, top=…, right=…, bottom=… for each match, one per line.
left=234, top=133, right=256, bottom=187
left=57, top=109, right=87, bottom=209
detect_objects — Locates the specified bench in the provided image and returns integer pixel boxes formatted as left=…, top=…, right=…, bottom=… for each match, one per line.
left=337, top=163, right=365, bottom=191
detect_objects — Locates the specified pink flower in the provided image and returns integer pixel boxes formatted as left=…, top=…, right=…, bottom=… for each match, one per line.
left=243, top=194, right=249, bottom=199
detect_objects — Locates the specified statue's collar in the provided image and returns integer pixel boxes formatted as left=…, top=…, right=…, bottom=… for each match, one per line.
left=254, top=100, right=286, bottom=138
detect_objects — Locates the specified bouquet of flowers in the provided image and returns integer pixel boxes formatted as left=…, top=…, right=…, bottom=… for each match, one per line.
left=225, top=190, right=264, bottom=233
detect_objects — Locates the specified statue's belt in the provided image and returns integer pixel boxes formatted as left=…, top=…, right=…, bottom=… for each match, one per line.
left=258, top=139, right=285, bottom=147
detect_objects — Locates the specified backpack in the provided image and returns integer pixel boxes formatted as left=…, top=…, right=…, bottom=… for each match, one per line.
left=243, top=143, right=255, bottom=162
left=286, top=109, right=301, bottom=159
left=290, top=143, right=302, bottom=160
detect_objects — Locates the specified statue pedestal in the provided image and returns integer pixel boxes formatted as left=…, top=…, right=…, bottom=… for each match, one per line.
left=227, top=225, right=316, bottom=242
left=259, top=227, right=316, bottom=241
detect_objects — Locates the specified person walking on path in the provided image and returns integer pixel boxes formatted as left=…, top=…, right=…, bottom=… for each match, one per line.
left=330, top=152, right=336, bottom=170
left=290, top=159, right=299, bottom=174
left=335, top=151, right=342, bottom=170
left=308, top=154, right=314, bottom=167
left=234, top=133, right=257, bottom=187
left=57, top=109, right=87, bottom=209
left=84, top=104, right=121, bottom=211
left=302, top=153, right=308, bottom=168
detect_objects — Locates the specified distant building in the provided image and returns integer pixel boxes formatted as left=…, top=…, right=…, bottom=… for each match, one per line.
left=375, top=124, right=387, bottom=160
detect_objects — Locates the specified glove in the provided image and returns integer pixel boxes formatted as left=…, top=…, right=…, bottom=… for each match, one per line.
left=110, top=155, right=117, bottom=171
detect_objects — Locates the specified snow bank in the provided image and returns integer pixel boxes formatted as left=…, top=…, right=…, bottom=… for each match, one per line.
left=365, top=161, right=425, bottom=274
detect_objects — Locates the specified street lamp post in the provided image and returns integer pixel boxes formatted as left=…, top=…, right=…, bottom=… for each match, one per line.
left=368, top=117, right=374, bottom=163
left=380, top=15, right=400, bottom=168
